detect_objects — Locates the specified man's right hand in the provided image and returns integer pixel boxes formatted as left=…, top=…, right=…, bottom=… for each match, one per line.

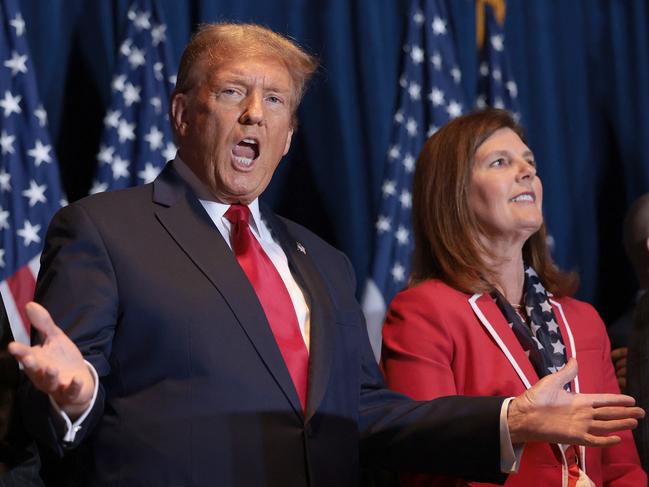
left=507, top=358, right=643, bottom=447
left=8, top=302, right=94, bottom=419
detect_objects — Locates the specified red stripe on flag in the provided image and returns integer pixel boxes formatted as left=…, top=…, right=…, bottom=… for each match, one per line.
left=7, top=266, right=36, bottom=336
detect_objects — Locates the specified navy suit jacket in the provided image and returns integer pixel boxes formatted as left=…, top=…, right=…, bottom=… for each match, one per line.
left=22, top=162, right=506, bottom=486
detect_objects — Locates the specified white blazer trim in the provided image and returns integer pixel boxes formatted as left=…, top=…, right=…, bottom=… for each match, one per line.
left=469, top=293, right=533, bottom=389
left=551, top=299, right=587, bottom=474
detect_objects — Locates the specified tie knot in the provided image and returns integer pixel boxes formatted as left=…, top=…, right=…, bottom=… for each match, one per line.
left=224, top=204, right=251, bottom=226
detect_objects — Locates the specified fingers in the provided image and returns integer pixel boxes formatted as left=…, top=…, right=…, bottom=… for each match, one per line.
left=588, top=418, right=639, bottom=436
left=610, top=347, right=628, bottom=362
left=591, top=393, right=638, bottom=408
left=582, top=433, right=622, bottom=448
left=25, top=301, right=60, bottom=338
left=592, top=406, right=645, bottom=420
left=7, top=340, right=31, bottom=359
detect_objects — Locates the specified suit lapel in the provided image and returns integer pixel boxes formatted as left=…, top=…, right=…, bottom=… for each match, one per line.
left=262, top=206, right=335, bottom=423
left=469, top=293, right=540, bottom=389
left=152, top=164, right=304, bottom=418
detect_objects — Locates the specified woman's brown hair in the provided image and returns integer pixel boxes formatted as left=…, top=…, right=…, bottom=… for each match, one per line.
left=410, top=108, right=578, bottom=296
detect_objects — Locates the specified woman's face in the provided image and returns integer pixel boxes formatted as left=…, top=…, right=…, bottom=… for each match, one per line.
left=468, top=127, right=543, bottom=246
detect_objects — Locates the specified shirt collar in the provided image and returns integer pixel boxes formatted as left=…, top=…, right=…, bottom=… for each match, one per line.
left=172, top=155, right=265, bottom=238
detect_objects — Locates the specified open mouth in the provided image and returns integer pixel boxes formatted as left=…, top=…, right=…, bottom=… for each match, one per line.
left=231, top=138, right=260, bottom=167
left=509, top=192, right=535, bottom=203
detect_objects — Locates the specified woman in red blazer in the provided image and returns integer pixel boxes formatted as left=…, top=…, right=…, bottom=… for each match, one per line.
left=381, top=109, right=645, bottom=486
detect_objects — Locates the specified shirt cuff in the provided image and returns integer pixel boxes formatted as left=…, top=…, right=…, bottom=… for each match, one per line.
left=500, top=397, right=524, bottom=473
left=49, top=360, right=99, bottom=443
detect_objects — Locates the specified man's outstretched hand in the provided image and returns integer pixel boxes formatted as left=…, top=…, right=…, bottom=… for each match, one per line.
left=508, top=358, right=643, bottom=446
left=8, top=302, right=94, bottom=419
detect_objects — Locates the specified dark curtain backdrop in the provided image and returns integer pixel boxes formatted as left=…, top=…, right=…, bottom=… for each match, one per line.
left=17, top=0, right=649, bottom=325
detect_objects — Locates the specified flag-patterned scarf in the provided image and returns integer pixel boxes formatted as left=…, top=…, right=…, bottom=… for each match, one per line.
left=492, top=265, right=570, bottom=388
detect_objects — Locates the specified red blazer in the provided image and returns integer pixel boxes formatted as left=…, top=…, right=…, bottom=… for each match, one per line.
left=382, top=279, right=645, bottom=487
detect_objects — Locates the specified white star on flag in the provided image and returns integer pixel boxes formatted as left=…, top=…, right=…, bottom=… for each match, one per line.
left=408, top=82, right=421, bottom=100
left=10, top=13, right=25, bottom=36
left=382, top=179, right=396, bottom=197
left=34, top=104, right=47, bottom=127
left=0, top=208, right=9, bottom=230
left=0, top=90, right=21, bottom=117
left=446, top=100, right=462, bottom=118
left=27, top=140, right=52, bottom=166
left=17, top=220, right=41, bottom=246
left=376, top=215, right=391, bottom=233
left=540, top=301, right=553, bottom=313
left=431, top=16, right=447, bottom=35
left=410, top=45, right=424, bottom=64
left=117, top=119, right=136, bottom=142
left=402, top=154, right=415, bottom=172
left=546, top=318, right=559, bottom=333
left=391, top=263, right=406, bottom=282
left=122, top=82, right=141, bottom=106
left=112, top=74, right=127, bottom=92
left=22, top=180, right=47, bottom=207
left=388, top=145, right=401, bottom=160
left=399, top=190, right=412, bottom=208
left=428, top=87, right=444, bottom=106
left=161, top=142, right=177, bottom=161
left=97, top=145, right=115, bottom=165
left=144, top=126, right=164, bottom=150
left=395, top=226, right=409, bottom=245
left=551, top=340, right=566, bottom=355
left=4, top=51, right=28, bottom=75
left=137, top=162, right=161, bottom=184
left=112, top=156, right=130, bottom=180
left=151, top=24, right=167, bottom=46
left=405, top=117, right=418, bottom=136
left=128, top=47, right=146, bottom=69
left=0, top=170, right=11, bottom=191
left=490, top=34, right=504, bottom=52
left=104, top=109, right=121, bottom=128
left=0, top=130, right=15, bottom=154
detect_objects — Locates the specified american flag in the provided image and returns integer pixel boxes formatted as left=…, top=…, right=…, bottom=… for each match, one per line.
left=362, top=0, right=466, bottom=360
left=91, top=0, right=176, bottom=194
left=475, top=3, right=521, bottom=117
left=0, top=0, right=65, bottom=344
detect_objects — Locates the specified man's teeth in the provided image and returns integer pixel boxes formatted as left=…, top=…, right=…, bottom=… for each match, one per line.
left=233, top=156, right=254, bottom=166
left=242, top=138, right=257, bottom=145
left=510, top=194, right=534, bottom=202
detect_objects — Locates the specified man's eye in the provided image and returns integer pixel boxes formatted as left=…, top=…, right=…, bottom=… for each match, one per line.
left=267, top=95, right=282, bottom=104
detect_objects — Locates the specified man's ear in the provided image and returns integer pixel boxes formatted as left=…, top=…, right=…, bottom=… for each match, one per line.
left=283, top=127, right=294, bottom=156
left=171, top=93, right=188, bottom=137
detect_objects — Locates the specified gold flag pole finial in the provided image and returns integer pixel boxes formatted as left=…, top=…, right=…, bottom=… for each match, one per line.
left=476, top=0, right=506, bottom=49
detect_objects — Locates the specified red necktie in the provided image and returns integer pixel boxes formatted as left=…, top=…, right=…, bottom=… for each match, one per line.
left=225, top=204, right=308, bottom=411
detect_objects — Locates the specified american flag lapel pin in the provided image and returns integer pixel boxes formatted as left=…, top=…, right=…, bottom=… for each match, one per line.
left=296, top=242, right=306, bottom=255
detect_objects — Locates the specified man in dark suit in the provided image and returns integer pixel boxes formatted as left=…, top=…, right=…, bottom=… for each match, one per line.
left=9, top=23, right=643, bottom=486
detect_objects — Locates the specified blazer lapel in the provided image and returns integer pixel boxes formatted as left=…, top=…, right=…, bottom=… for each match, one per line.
left=469, top=293, right=540, bottom=389
left=152, top=164, right=304, bottom=418
left=262, top=206, right=335, bottom=423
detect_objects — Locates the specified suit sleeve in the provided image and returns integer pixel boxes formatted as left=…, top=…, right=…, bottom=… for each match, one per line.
left=20, top=203, right=118, bottom=454
left=332, top=259, right=506, bottom=483
left=585, top=304, right=646, bottom=486
left=381, top=287, right=458, bottom=399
